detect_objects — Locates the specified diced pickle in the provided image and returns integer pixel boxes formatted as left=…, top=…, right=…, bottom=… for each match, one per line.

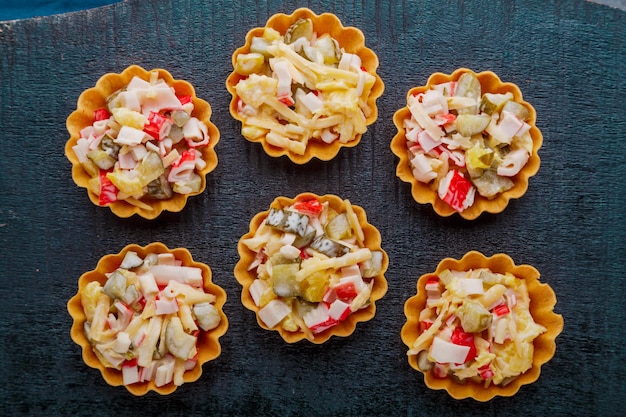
left=147, top=174, right=173, bottom=199
left=272, top=263, right=301, bottom=297
left=417, top=350, right=434, bottom=371
left=122, top=284, right=140, bottom=305
left=169, top=124, right=184, bottom=144
left=136, top=151, right=164, bottom=186
left=105, top=89, right=123, bottom=113
left=266, top=208, right=287, bottom=229
left=325, top=213, right=352, bottom=240
left=472, top=169, right=514, bottom=198
left=438, top=269, right=455, bottom=286
left=172, top=174, right=202, bottom=195
left=479, top=269, right=500, bottom=285
left=456, top=300, right=492, bottom=333
left=454, top=72, right=481, bottom=115
left=269, top=252, right=293, bottom=266
left=295, top=298, right=316, bottom=318
left=236, top=53, right=266, bottom=76
left=502, top=100, right=530, bottom=121
left=170, top=110, right=191, bottom=128
left=283, top=210, right=310, bottom=236
left=310, top=235, right=350, bottom=258
left=315, top=34, right=341, bottom=66
left=266, top=208, right=310, bottom=237
left=466, top=144, right=493, bottom=171
left=102, top=270, right=127, bottom=300
left=292, top=226, right=316, bottom=248
left=87, top=149, right=116, bottom=170
left=101, top=136, right=121, bottom=157
left=360, top=250, right=383, bottom=278
left=455, top=72, right=481, bottom=99
left=480, top=92, right=513, bottom=115
left=284, top=18, right=314, bottom=44
left=120, top=251, right=143, bottom=269
left=455, top=114, right=491, bottom=137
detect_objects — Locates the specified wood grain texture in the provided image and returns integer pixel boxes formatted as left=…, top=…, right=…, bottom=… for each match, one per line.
left=0, top=0, right=624, bottom=415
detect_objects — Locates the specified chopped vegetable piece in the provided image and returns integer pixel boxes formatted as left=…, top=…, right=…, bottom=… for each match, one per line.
left=310, top=235, right=350, bottom=258
left=325, top=213, right=352, bottom=240
left=456, top=300, right=492, bottom=333
left=271, top=263, right=301, bottom=297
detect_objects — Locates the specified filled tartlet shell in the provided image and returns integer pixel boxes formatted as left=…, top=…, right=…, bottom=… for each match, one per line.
left=400, top=251, right=563, bottom=401
left=67, top=242, right=228, bottom=396
left=234, top=192, right=388, bottom=343
left=390, top=68, right=542, bottom=219
left=226, top=8, right=384, bottom=164
left=65, top=65, right=220, bottom=219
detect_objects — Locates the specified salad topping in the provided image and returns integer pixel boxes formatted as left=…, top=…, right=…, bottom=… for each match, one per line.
left=241, top=197, right=384, bottom=339
left=400, top=71, right=534, bottom=212
left=407, top=267, right=546, bottom=387
left=71, top=72, right=211, bottom=210
left=233, top=18, right=377, bottom=155
left=81, top=251, right=221, bottom=387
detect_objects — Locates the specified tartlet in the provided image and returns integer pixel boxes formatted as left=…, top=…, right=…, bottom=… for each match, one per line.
left=67, top=242, right=228, bottom=395
left=234, top=192, right=388, bottom=343
left=65, top=65, right=220, bottom=219
left=226, top=8, right=384, bottom=164
left=390, top=68, right=542, bottom=219
left=400, top=251, right=562, bottom=401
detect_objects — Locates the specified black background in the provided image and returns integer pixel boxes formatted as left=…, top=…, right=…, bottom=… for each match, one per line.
left=1, top=1, right=624, bottom=415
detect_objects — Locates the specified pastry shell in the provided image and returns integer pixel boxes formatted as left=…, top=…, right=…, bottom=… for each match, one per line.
left=234, top=192, right=388, bottom=343
left=400, top=251, right=563, bottom=401
left=226, top=8, right=384, bottom=164
left=65, top=65, right=220, bottom=219
left=390, top=68, right=542, bottom=219
left=67, top=242, right=228, bottom=395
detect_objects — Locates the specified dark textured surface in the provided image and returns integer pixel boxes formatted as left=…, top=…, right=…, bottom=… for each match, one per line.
left=0, top=0, right=624, bottom=415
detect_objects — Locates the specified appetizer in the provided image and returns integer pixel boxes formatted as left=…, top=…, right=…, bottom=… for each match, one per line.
left=235, top=193, right=388, bottom=343
left=68, top=243, right=228, bottom=395
left=227, top=9, right=383, bottom=163
left=401, top=252, right=563, bottom=401
left=391, top=69, right=542, bottom=219
left=66, top=65, right=219, bottom=219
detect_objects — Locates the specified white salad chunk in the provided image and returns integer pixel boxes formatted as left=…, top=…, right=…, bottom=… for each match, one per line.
left=80, top=251, right=221, bottom=388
